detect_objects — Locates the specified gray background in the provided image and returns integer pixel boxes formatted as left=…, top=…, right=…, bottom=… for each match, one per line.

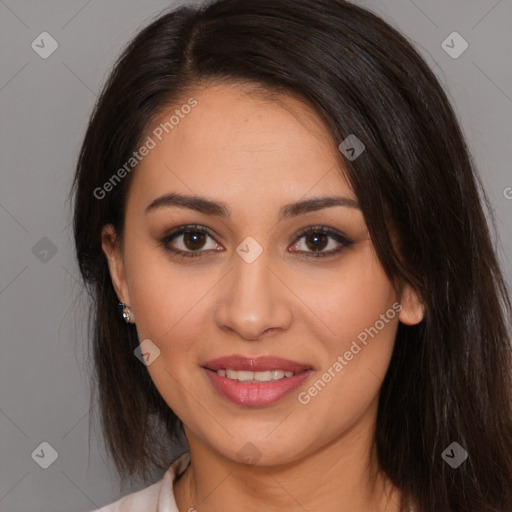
left=1, top=1, right=511, bottom=511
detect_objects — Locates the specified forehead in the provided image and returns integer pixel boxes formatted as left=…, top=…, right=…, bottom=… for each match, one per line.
left=128, top=82, right=355, bottom=212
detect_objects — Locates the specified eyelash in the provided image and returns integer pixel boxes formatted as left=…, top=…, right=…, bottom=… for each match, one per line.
left=158, top=224, right=353, bottom=260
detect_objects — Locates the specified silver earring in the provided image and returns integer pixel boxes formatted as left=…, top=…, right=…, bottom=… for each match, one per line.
left=118, top=302, right=132, bottom=323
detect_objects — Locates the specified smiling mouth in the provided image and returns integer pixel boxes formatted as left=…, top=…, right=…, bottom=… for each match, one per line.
left=202, top=354, right=313, bottom=373
left=202, top=365, right=314, bottom=407
left=209, top=368, right=305, bottom=383
left=201, top=354, right=314, bottom=406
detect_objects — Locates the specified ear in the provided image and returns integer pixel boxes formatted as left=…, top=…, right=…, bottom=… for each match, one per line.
left=397, top=282, right=425, bottom=325
left=101, top=224, right=132, bottom=315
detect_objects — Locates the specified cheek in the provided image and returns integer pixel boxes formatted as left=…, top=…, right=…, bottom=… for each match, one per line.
left=128, top=260, right=213, bottom=354
left=293, top=245, right=399, bottom=413
left=125, top=249, right=214, bottom=418
left=122, top=228, right=201, bottom=331
left=297, top=243, right=398, bottom=353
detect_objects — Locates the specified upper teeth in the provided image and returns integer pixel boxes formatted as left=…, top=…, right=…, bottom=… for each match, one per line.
left=217, top=369, right=295, bottom=382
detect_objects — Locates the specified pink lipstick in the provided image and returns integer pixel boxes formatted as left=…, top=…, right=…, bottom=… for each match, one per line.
left=202, top=355, right=314, bottom=407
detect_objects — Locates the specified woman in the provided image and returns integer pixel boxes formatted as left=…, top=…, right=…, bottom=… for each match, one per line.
left=71, top=0, right=512, bottom=510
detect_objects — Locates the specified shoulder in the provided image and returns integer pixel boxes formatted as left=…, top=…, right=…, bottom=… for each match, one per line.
left=88, top=452, right=191, bottom=512
left=88, top=480, right=161, bottom=512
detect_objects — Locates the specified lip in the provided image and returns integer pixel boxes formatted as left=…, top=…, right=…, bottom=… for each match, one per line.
left=202, top=355, right=314, bottom=407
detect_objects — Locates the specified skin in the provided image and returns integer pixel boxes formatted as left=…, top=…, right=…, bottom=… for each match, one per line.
left=102, top=82, right=424, bottom=512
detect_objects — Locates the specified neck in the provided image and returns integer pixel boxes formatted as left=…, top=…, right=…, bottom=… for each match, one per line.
left=174, top=403, right=403, bottom=512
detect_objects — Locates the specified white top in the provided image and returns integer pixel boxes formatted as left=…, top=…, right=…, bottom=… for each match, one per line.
left=90, top=451, right=191, bottom=512
left=91, top=451, right=415, bottom=511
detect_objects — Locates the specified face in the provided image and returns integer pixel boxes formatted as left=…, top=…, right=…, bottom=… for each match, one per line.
left=102, top=82, right=424, bottom=466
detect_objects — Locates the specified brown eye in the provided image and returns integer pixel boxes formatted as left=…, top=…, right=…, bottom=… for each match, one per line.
left=160, top=225, right=221, bottom=258
left=290, top=226, right=353, bottom=258
left=305, top=232, right=329, bottom=252
left=183, top=231, right=207, bottom=250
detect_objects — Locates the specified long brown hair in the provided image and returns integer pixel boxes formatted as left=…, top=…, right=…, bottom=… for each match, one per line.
left=70, top=1, right=512, bottom=510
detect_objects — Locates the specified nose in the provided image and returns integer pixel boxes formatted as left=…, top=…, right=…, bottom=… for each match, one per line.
left=214, top=249, right=293, bottom=341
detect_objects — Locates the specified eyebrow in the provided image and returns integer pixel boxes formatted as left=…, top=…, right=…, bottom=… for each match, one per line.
left=144, top=192, right=360, bottom=220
